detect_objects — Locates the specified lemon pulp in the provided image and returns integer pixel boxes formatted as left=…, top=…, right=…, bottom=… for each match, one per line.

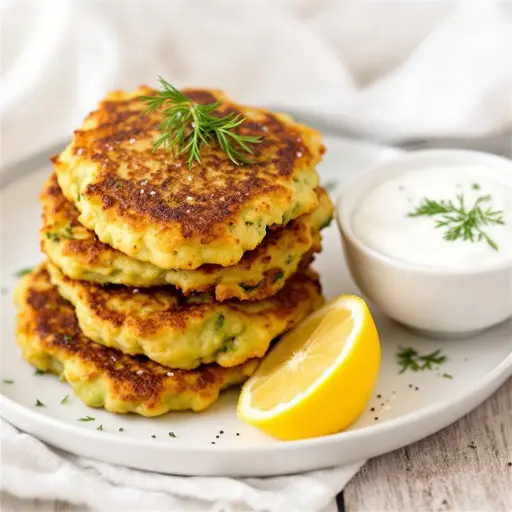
left=238, top=295, right=381, bottom=440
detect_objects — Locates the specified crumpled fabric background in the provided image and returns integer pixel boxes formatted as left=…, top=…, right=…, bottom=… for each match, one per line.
left=1, top=1, right=511, bottom=510
left=1, top=0, right=511, bottom=169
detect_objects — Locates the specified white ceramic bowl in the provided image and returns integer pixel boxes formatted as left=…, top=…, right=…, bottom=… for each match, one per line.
left=336, top=149, right=512, bottom=338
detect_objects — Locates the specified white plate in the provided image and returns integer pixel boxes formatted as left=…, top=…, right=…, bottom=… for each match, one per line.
left=1, top=136, right=511, bottom=476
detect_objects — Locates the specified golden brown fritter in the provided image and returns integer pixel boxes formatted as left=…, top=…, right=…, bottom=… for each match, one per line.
left=40, top=173, right=333, bottom=300
left=53, top=87, right=324, bottom=270
left=47, top=262, right=324, bottom=370
left=14, top=263, right=258, bottom=416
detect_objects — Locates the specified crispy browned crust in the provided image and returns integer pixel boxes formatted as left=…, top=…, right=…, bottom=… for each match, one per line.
left=52, top=87, right=324, bottom=269
left=40, top=173, right=329, bottom=300
left=48, top=263, right=322, bottom=338
left=54, top=87, right=322, bottom=236
left=15, top=263, right=258, bottom=414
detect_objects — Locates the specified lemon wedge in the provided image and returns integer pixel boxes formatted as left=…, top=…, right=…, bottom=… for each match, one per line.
left=237, top=295, right=381, bottom=440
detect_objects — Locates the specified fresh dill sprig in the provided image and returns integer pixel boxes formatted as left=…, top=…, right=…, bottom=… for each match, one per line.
left=408, top=194, right=505, bottom=251
left=35, top=399, right=45, bottom=407
left=397, top=346, right=447, bottom=374
left=141, top=77, right=261, bottom=168
left=60, top=394, right=70, bottom=404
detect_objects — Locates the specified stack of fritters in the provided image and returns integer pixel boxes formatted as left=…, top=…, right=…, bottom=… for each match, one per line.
left=15, top=87, right=333, bottom=416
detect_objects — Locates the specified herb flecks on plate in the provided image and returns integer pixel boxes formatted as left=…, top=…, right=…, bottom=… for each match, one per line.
left=77, top=416, right=95, bottom=422
left=141, top=77, right=261, bottom=168
left=15, top=267, right=34, bottom=278
left=323, top=180, right=338, bottom=193
left=396, top=346, right=447, bottom=374
left=408, top=193, right=505, bottom=250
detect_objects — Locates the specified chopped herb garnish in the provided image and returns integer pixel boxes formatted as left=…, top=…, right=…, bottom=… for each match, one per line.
left=273, top=271, right=284, bottom=282
left=114, top=181, right=125, bottom=190
left=442, top=373, right=453, bottom=379
left=323, top=180, right=337, bottom=193
left=141, top=77, right=261, bottom=167
left=408, top=194, right=504, bottom=251
left=60, top=394, right=70, bottom=404
left=215, top=313, right=225, bottom=329
left=62, top=335, right=73, bottom=342
left=3, top=379, right=14, bottom=384
left=240, top=282, right=261, bottom=292
left=77, top=416, right=95, bottom=422
left=168, top=431, right=176, bottom=438
left=472, top=183, right=481, bottom=190
left=119, top=427, right=124, bottom=432
left=396, top=346, right=447, bottom=373
left=34, top=369, right=45, bottom=376
left=15, top=267, right=33, bottom=277
left=46, top=225, right=75, bottom=243
left=35, top=399, right=45, bottom=407
left=96, top=424, right=103, bottom=431
left=151, top=435, right=156, bottom=439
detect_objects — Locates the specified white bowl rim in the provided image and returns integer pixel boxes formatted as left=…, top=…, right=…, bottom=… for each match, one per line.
left=336, top=148, right=512, bottom=276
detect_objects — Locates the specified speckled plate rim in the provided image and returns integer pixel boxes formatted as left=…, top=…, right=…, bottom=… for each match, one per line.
left=1, top=134, right=511, bottom=476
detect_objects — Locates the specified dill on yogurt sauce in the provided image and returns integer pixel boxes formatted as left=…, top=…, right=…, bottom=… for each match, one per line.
left=352, top=166, right=512, bottom=269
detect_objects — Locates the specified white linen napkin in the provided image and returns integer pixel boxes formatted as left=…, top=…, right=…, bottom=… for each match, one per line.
left=1, top=420, right=363, bottom=511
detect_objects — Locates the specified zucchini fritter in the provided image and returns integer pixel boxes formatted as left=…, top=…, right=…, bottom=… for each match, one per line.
left=47, top=262, right=324, bottom=370
left=53, top=87, right=323, bottom=270
left=15, top=264, right=258, bottom=416
left=40, top=174, right=333, bottom=300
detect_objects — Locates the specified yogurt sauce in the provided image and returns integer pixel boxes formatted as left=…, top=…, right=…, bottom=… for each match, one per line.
left=352, top=166, right=512, bottom=269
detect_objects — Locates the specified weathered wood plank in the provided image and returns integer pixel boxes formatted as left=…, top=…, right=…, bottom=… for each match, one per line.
left=0, top=494, right=88, bottom=512
left=344, top=378, right=512, bottom=512
left=3, top=380, right=510, bottom=511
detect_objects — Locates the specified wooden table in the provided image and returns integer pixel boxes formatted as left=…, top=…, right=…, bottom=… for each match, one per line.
left=3, top=378, right=510, bottom=512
